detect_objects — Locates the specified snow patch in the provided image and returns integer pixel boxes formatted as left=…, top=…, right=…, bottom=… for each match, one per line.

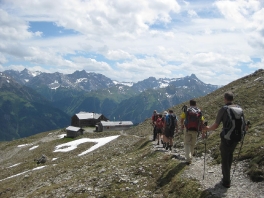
left=53, top=135, right=120, bottom=156
left=17, top=144, right=32, bottom=147
left=159, top=83, right=169, bottom=88
left=29, top=145, right=39, bottom=150
left=58, top=134, right=66, bottom=139
left=76, top=78, right=88, bottom=83
left=0, top=166, right=46, bottom=182
left=7, top=163, right=21, bottom=168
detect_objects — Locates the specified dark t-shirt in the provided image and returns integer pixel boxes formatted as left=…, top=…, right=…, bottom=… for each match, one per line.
left=215, top=103, right=243, bottom=128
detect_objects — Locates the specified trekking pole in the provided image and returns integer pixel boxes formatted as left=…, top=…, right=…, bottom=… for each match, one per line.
left=231, top=120, right=251, bottom=180
left=203, top=121, right=208, bottom=180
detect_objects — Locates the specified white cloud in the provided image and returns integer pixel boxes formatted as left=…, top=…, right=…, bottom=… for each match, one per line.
left=0, top=0, right=263, bottom=85
left=0, top=9, right=32, bottom=40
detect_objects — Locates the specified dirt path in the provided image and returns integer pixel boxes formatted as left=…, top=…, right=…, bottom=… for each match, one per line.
left=151, top=139, right=264, bottom=198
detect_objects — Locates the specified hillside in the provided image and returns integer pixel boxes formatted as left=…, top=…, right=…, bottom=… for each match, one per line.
left=0, top=69, right=263, bottom=197
left=0, top=73, right=70, bottom=141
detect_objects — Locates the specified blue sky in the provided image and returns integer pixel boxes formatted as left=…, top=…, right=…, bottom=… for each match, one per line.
left=0, top=0, right=263, bottom=85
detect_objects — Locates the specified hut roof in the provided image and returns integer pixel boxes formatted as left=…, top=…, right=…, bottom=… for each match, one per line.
left=66, top=126, right=82, bottom=132
left=100, top=121, right=133, bottom=127
left=76, top=112, right=102, bottom=120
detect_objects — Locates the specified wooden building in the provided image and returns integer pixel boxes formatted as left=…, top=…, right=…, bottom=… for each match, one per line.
left=65, top=126, right=84, bottom=138
left=71, top=112, right=108, bottom=127
left=95, top=121, right=133, bottom=132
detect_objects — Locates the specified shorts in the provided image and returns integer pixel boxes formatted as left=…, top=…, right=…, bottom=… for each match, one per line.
left=156, top=128, right=162, bottom=134
left=165, top=127, right=175, bottom=138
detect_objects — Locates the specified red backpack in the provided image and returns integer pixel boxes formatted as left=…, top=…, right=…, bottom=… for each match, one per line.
left=184, top=107, right=202, bottom=131
left=155, top=117, right=163, bottom=129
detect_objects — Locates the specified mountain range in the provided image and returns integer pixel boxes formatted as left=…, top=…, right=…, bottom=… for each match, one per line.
left=1, top=68, right=219, bottom=141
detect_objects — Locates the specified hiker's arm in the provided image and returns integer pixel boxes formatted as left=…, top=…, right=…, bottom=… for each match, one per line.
left=180, top=118, right=184, bottom=128
left=204, top=122, right=219, bottom=131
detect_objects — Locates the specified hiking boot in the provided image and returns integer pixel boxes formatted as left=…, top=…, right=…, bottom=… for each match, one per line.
left=169, top=145, right=172, bottom=151
left=157, top=141, right=160, bottom=145
left=185, top=161, right=191, bottom=165
left=165, top=143, right=169, bottom=150
left=163, top=143, right=166, bottom=148
left=221, top=179, right=230, bottom=188
left=161, top=140, right=163, bottom=144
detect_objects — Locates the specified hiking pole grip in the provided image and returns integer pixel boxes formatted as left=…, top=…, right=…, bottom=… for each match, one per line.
left=246, top=120, right=251, bottom=127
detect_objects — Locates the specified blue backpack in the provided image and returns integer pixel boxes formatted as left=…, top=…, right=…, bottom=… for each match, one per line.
left=166, top=114, right=176, bottom=129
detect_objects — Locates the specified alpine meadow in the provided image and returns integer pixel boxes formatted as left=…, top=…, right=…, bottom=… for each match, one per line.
left=0, top=69, right=263, bottom=197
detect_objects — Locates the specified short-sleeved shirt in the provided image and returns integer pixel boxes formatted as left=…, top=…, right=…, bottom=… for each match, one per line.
left=215, top=103, right=243, bottom=128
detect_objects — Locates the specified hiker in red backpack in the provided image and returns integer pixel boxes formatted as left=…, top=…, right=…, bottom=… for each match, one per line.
left=180, top=99, right=204, bottom=165
left=164, top=110, right=178, bottom=151
left=151, top=110, right=158, bottom=141
left=155, top=114, right=163, bottom=145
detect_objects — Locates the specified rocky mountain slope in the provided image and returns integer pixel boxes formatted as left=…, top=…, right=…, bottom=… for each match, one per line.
left=0, top=69, right=263, bottom=197
left=0, top=72, right=70, bottom=141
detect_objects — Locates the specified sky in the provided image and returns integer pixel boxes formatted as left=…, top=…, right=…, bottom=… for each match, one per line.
left=0, top=0, right=263, bottom=85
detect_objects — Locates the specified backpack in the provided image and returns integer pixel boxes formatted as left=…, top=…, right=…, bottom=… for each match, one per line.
left=166, top=114, right=176, bottom=129
left=156, top=117, right=163, bottom=129
left=222, top=105, right=246, bottom=142
left=184, top=107, right=202, bottom=131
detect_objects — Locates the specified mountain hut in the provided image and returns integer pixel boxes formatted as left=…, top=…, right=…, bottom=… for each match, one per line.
left=95, top=121, right=133, bottom=132
left=65, top=126, right=84, bottom=138
left=71, top=112, right=108, bottom=127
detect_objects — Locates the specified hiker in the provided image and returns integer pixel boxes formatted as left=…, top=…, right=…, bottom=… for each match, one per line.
left=180, top=99, right=204, bottom=165
left=151, top=110, right=158, bottom=141
left=161, top=111, right=168, bottom=147
left=203, top=91, right=247, bottom=188
left=164, top=110, right=178, bottom=151
left=155, top=114, right=163, bottom=145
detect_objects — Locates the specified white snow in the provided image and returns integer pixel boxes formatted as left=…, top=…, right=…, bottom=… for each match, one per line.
left=254, top=77, right=261, bottom=81
left=33, top=166, right=46, bottom=170
left=76, top=78, right=87, bottom=83
left=113, top=80, right=133, bottom=87
left=58, top=134, right=66, bottom=139
left=29, top=145, right=39, bottom=150
left=52, top=158, right=58, bottom=161
left=7, top=163, right=21, bottom=168
left=17, top=144, right=32, bottom=147
left=0, top=166, right=46, bottom=182
left=54, top=135, right=120, bottom=156
left=159, top=83, right=169, bottom=88
left=50, top=85, right=60, bottom=90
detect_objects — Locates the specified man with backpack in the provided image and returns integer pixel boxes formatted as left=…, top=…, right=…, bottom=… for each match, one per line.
left=180, top=99, right=204, bottom=165
left=155, top=114, right=164, bottom=145
left=164, top=110, right=178, bottom=151
left=151, top=110, right=159, bottom=141
left=161, top=111, right=168, bottom=148
left=203, top=91, right=247, bottom=188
